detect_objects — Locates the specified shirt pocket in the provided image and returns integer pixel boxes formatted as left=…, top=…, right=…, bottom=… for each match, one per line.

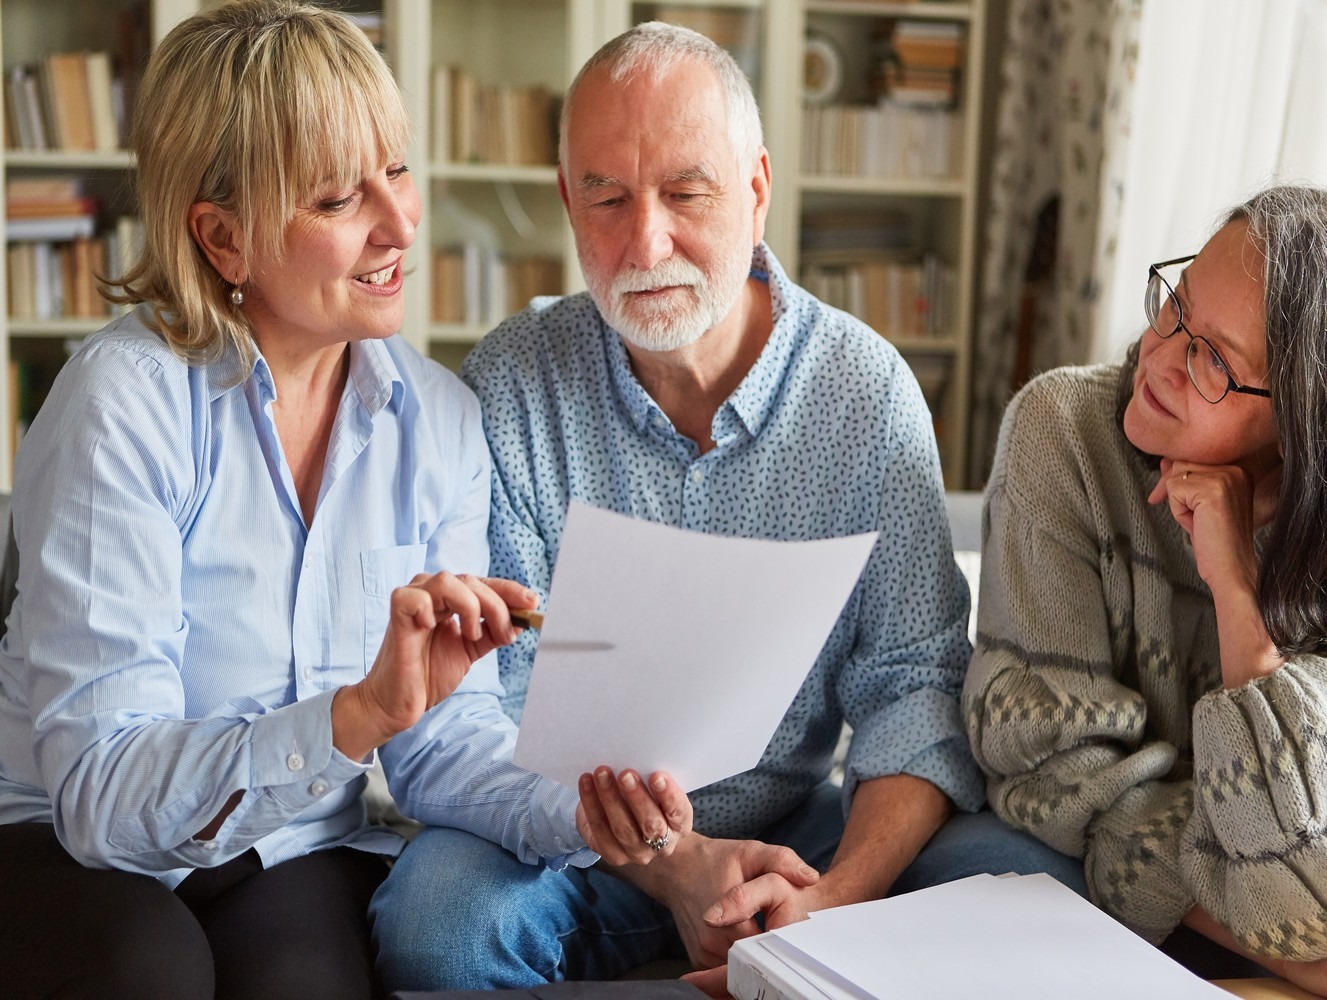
left=361, top=544, right=428, bottom=674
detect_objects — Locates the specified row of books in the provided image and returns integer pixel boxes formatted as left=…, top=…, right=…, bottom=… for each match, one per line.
left=801, top=100, right=963, bottom=179
left=432, top=246, right=561, bottom=328
left=431, top=67, right=558, bottom=167
left=4, top=51, right=123, bottom=153
left=7, top=219, right=142, bottom=324
left=801, top=251, right=957, bottom=342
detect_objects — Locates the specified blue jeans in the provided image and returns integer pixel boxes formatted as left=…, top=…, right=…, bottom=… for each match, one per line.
left=369, top=786, right=1085, bottom=991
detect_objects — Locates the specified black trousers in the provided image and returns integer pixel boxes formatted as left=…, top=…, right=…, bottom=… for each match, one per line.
left=0, top=822, right=389, bottom=1000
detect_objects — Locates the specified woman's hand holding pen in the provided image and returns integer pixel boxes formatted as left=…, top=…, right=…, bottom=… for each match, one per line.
left=332, top=572, right=538, bottom=761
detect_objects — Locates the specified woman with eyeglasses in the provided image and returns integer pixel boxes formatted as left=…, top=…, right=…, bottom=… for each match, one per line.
left=963, top=185, right=1327, bottom=991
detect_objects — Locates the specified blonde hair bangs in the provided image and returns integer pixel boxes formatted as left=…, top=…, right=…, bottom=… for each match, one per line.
left=107, top=0, right=412, bottom=370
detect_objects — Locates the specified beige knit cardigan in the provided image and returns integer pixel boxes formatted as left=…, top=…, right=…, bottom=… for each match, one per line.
left=963, top=364, right=1327, bottom=960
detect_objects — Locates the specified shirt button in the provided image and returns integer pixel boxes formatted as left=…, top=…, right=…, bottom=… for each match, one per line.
left=287, top=752, right=306, bottom=771
left=555, top=837, right=567, bottom=852
left=202, top=839, right=219, bottom=851
left=302, top=666, right=314, bottom=682
left=689, top=467, right=704, bottom=483
left=310, top=779, right=329, bottom=797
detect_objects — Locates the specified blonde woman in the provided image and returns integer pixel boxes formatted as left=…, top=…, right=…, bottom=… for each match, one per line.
left=0, top=4, right=681, bottom=998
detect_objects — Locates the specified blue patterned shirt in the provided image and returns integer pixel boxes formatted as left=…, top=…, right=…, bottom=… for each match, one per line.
left=0, top=311, right=591, bottom=886
left=462, top=244, right=983, bottom=838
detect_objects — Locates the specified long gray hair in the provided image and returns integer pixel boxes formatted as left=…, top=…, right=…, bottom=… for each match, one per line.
left=1242, top=185, right=1327, bottom=655
left=1117, top=184, right=1327, bottom=655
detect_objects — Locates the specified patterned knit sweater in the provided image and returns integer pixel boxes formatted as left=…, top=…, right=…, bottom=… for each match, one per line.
left=963, top=364, right=1327, bottom=961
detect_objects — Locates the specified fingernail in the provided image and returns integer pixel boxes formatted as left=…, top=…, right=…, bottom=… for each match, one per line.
left=596, top=769, right=612, bottom=788
left=800, top=864, right=818, bottom=879
left=579, top=773, right=593, bottom=791
left=704, top=904, right=723, bottom=922
left=651, top=774, right=667, bottom=792
left=621, top=772, right=637, bottom=790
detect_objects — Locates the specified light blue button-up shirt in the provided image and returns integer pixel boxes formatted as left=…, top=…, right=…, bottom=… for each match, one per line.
left=462, top=244, right=984, bottom=840
left=0, top=311, right=591, bottom=886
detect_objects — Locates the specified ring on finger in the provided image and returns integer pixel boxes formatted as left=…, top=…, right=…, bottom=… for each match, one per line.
left=644, top=832, right=669, bottom=853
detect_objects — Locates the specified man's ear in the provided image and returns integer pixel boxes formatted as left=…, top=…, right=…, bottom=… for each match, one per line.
left=749, top=146, right=772, bottom=247
left=557, top=166, right=571, bottom=214
left=187, top=201, right=244, bottom=284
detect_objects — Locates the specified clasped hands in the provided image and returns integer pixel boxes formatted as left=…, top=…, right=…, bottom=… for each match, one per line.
left=579, top=766, right=824, bottom=999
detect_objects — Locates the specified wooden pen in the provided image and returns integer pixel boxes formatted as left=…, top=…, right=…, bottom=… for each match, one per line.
left=509, top=608, right=545, bottom=630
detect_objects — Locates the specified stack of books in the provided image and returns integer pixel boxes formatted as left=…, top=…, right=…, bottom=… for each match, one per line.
left=881, top=20, right=965, bottom=108
left=431, top=67, right=557, bottom=167
left=3, top=51, right=122, bottom=153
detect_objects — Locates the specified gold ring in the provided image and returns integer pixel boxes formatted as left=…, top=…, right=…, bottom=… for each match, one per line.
left=644, top=832, right=669, bottom=852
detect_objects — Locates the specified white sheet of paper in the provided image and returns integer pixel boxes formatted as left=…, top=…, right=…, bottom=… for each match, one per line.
left=512, top=502, right=877, bottom=791
left=762, top=873, right=1229, bottom=1000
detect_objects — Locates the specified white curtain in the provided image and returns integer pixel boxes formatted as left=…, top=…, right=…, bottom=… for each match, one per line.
left=1089, top=0, right=1327, bottom=363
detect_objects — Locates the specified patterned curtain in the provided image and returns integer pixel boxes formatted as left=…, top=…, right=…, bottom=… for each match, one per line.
left=967, top=0, right=1142, bottom=486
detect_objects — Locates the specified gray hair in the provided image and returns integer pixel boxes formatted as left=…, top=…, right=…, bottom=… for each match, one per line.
left=1229, top=184, right=1327, bottom=655
left=558, top=21, right=764, bottom=171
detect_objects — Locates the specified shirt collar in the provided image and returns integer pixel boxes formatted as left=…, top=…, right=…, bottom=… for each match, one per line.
left=604, top=242, right=799, bottom=445
left=346, top=338, right=405, bottom=417
left=207, top=336, right=404, bottom=417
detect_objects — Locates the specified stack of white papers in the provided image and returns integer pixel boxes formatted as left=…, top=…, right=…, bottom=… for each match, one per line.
left=728, top=873, right=1232, bottom=999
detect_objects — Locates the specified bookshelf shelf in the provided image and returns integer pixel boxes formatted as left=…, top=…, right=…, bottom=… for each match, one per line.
left=4, top=151, right=136, bottom=171
left=428, top=322, right=491, bottom=343
left=799, top=174, right=968, bottom=197
left=9, top=320, right=108, bottom=338
left=804, top=1, right=974, bottom=21
left=430, top=163, right=560, bottom=184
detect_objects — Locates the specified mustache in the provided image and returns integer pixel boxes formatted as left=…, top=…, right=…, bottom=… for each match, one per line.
left=610, top=258, right=706, bottom=295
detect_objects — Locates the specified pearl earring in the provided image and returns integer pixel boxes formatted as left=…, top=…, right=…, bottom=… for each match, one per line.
left=230, top=285, right=244, bottom=307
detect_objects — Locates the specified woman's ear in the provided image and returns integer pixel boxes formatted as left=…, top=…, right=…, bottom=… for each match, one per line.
left=188, top=202, right=244, bottom=284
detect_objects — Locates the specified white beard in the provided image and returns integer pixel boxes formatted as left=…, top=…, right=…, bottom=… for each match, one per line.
left=588, top=250, right=751, bottom=353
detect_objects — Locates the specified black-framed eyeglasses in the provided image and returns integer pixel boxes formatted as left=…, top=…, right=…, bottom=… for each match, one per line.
left=1144, top=254, right=1271, bottom=404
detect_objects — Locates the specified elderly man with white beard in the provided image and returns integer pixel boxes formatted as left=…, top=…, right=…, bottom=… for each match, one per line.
left=369, top=20, right=1087, bottom=997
